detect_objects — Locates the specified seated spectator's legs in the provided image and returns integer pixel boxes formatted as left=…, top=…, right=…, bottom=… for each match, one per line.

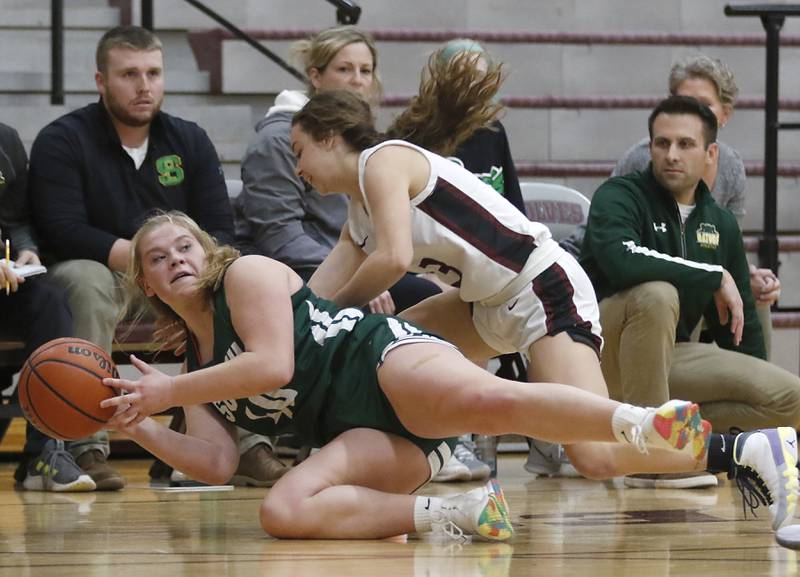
left=598, top=281, right=679, bottom=408
left=47, top=259, right=124, bottom=489
left=756, top=303, right=772, bottom=361
left=599, top=280, right=799, bottom=431
left=6, top=277, right=95, bottom=491
left=669, top=342, right=800, bottom=431
left=8, top=277, right=74, bottom=456
left=387, top=273, right=442, bottom=314
left=48, top=259, right=121, bottom=353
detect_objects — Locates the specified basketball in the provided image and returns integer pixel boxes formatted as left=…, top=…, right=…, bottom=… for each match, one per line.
left=18, top=337, right=119, bottom=440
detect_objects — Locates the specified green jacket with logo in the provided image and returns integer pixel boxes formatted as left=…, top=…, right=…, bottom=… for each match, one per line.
left=581, top=165, right=765, bottom=359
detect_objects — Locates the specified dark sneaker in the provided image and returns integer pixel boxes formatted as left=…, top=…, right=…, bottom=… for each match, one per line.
left=623, top=471, right=718, bottom=489
left=19, top=440, right=96, bottom=492
left=75, top=450, right=126, bottom=491
left=230, top=443, right=289, bottom=487
left=729, top=427, right=799, bottom=531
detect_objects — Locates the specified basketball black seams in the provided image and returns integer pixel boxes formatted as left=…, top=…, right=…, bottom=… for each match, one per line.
left=29, top=359, right=110, bottom=424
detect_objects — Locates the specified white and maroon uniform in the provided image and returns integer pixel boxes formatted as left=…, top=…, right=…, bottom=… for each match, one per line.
left=350, top=140, right=602, bottom=355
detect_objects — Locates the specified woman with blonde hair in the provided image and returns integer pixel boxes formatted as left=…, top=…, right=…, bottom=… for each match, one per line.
left=100, top=210, right=710, bottom=540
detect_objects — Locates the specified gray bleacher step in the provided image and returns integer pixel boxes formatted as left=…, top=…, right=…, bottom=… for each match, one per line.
left=0, top=103, right=251, bottom=163
left=0, top=28, right=206, bottom=81
left=149, top=0, right=800, bottom=35
left=0, top=70, right=211, bottom=95
left=379, top=105, right=800, bottom=166
left=219, top=35, right=800, bottom=96
left=0, top=7, right=119, bottom=28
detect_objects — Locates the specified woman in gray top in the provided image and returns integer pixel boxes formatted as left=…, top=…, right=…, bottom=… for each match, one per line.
left=238, top=26, right=380, bottom=282
left=238, top=26, right=440, bottom=315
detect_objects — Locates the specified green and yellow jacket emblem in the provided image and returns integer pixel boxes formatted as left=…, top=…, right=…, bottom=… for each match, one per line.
left=696, top=223, right=720, bottom=249
left=156, top=154, right=185, bottom=186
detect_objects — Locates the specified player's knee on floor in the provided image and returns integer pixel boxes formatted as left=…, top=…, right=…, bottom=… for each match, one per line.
left=260, top=493, right=300, bottom=538
left=259, top=487, right=320, bottom=538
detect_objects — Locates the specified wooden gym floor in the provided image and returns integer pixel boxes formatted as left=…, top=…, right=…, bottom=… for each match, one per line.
left=0, top=454, right=795, bottom=577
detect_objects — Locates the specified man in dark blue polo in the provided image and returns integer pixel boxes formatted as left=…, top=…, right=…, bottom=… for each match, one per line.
left=29, top=26, right=286, bottom=490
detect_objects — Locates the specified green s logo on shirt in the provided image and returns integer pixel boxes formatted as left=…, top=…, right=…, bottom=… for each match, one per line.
left=156, top=154, right=185, bottom=186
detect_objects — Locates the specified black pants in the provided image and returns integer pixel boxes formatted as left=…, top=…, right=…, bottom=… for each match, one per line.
left=2, top=276, right=73, bottom=455
left=295, top=269, right=442, bottom=315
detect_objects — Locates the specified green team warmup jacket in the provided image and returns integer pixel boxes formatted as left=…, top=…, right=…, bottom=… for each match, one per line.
left=580, top=165, right=766, bottom=360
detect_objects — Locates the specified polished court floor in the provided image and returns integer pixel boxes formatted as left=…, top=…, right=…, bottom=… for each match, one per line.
left=0, top=454, right=796, bottom=577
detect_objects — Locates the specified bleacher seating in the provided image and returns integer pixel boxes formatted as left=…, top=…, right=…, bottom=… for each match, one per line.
left=520, top=182, right=591, bottom=242
left=0, top=0, right=798, bottom=377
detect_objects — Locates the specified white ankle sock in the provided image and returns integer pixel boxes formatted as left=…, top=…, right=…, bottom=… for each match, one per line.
left=413, top=496, right=444, bottom=533
left=611, top=403, right=648, bottom=445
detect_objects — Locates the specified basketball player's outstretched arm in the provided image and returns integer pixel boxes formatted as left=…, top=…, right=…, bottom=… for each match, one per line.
left=308, top=225, right=366, bottom=299
left=102, top=257, right=299, bottom=421
left=112, top=403, right=240, bottom=486
left=321, top=149, right=417, bottom=308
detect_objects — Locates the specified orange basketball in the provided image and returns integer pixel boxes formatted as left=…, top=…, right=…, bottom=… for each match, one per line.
left=18, top=338, right=118, bottom=440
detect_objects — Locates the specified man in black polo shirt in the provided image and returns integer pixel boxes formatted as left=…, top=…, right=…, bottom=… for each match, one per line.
left=29, top=26, right=287, bottom=490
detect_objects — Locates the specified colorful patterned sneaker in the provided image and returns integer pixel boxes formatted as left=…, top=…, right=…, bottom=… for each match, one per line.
left=432, top=480, right=513, bottom=542
left=22, top=440, right=96, bottom=492
left=648, top=400, right=709, bottom=458
left=617, top=399, right=710, bottom=459
left=729, top=427, right=799, bottom=531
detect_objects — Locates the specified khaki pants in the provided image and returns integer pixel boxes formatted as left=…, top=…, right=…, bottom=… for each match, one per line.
left=49, top=259, right=268, bottom=457
left=599, top=281, right=800, bottom=432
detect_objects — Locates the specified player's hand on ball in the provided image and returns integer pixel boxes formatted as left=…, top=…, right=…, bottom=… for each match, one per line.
left=101, top=354, right=176, bottom=425
left=106, top=400, right=141, bottom=434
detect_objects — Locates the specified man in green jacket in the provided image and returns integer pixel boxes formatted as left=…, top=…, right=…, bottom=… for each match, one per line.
left=582, top=95, right=800, bottom=489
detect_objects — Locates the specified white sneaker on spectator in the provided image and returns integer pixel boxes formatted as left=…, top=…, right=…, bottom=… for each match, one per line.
left=524, top=440, right=580, bottom=478
left=623, top=471, right=718, bottom=489
left=454, top=440, right=491, bottom=481
left=433, top=455, right=472, bottom=482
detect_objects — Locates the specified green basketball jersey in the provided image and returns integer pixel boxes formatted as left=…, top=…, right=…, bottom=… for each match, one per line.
left=187, top=281, right=454, bottom=450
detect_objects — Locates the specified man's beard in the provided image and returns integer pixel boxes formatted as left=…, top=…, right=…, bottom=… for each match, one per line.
left=104, top=91, right=162, bottom=128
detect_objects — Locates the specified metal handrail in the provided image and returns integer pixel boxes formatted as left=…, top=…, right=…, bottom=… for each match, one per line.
left=725, top=3, right=800, bottom=279
left=144, top=0, right=305, bottom=83
left=50, top=0, right=63, bottom=105
left=325, top=0, right=361, bottom=24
